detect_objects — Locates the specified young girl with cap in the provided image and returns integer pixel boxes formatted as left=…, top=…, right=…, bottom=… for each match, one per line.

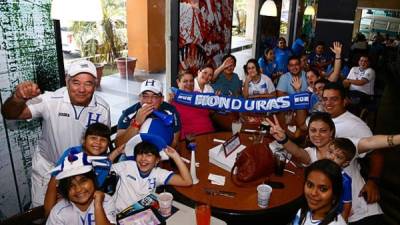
left=46, top=152, right=116, bottom=225
left=111, top=133, right=192, bottom=212
left=44, top=123, right=122, bottom=217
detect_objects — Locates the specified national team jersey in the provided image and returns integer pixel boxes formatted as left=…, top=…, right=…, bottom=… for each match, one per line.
left=292, top=210, right=346, bottom=225
left=112, top=161, right=174, bottom=212
left=347, top=67, right=375, bottom=95
left=27, top=87, right=110, bottom=163
left=338, top=171, right=352, bottom=213
left=247, top=74, right=275, bottom=97
left=46, top=194, right=116, bottom=225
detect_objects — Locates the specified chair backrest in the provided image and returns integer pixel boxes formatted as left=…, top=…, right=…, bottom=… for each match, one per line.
left=1, top=206, right=45, bottom=225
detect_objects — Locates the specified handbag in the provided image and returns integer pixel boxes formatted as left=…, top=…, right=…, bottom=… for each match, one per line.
left=231, top=143, right=274, bottom=184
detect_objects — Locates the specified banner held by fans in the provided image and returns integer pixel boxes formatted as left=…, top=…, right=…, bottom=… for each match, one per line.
left=172, top=89, right=311, bottom=113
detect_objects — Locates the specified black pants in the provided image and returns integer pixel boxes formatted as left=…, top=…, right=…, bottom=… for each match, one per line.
left=348, top=90, right=372, bottom=117
left=349, top=214, right=384, bottom=225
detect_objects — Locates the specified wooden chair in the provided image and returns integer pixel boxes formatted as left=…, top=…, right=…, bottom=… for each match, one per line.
left=1, top=206, right=45, bottom=225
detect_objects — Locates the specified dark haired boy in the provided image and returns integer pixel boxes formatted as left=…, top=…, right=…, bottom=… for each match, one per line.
left=111, top=138, right=192, bottom=213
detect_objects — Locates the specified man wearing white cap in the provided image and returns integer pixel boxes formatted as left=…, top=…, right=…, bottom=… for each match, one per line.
left=115, top=79, right=181, bottom=148
left=1, top=59, right=111, bottom=207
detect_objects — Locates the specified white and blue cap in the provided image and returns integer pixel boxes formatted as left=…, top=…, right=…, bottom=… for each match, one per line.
left=140, top=79, right=163, bottom=95
left=50, top=152, right=109, bottom=180
left=67, top=59, right=97, bottom=78
left=124, top=133, right=169, bottom=161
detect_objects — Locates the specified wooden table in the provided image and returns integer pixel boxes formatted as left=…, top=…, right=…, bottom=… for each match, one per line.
left=168, top=132, right=304, bottom=225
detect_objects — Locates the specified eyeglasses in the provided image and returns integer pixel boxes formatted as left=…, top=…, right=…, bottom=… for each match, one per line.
left=140, top=94, right=161, bottom=101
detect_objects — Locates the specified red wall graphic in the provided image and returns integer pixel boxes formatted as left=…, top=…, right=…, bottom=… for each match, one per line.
left=179, top=0, right=233, bottom=75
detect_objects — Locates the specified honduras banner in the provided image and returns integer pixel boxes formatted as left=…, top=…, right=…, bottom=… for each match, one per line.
left=173, top=89, right=311, bottom=113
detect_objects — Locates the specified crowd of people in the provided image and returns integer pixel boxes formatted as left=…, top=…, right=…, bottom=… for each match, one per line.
left=1, top=33, right=400, bottom=225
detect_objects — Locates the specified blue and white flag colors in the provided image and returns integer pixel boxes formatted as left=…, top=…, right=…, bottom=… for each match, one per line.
left=173, top=89, right=311, bottom=113
left=50, top=152, right=109, bottom=180
left=124, top=133, right=169, bottom=161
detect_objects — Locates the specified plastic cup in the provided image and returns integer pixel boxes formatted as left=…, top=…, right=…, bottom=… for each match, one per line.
left=195, top=204, right=211, bottom=225
left=232, top=120, right=242, bottom=135
left=274, top=152, right=286, bottom=176
left=257, top=184, right=272, bottom=208
left=158, top=192, right=173, bottom=217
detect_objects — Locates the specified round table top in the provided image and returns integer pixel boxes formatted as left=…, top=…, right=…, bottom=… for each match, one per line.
left=171, top=131, right=304, bottom=215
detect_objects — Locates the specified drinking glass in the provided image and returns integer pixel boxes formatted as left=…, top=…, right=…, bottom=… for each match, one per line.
left=195, top=204, right=211, bottom=225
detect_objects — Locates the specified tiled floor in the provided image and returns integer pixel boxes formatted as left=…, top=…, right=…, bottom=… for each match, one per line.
left=96, top=37, right=254, bottom=126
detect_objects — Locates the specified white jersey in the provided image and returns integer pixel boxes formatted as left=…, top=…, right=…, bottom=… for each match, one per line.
left=347, top=67, right=375, bottom=95
left=194, top=78, right=214, bottom=93
left=46, top=194, right=116, bottom=225
left=112, top=161, right=174, bottom=212
left=292, top=210, right=346, bottom=225
left=247, top=74, right=275, bottom=96
left=27, top=87, right=110, bottom=163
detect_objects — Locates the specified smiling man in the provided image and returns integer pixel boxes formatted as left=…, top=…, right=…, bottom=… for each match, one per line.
left=115, top=79, right=181, bottom=148
left=322, top=83, right=384, bottom=225
left=1, top=59, right=110, bottom=207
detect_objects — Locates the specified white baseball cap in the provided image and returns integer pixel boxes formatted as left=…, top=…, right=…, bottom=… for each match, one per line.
left=50, top=152, right=109, bottom=180
left=67, top=59, right=97, bottom=78
left=140, top=79, right=163, bottom=95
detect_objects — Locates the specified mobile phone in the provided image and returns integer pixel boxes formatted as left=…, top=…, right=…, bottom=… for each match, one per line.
left=267, top=181, right=285, bottom=189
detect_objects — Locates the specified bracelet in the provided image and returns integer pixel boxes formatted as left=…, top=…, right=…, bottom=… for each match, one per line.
left=277, top=135, right=289, bottom=145
left=131, top=119, right=141, bottom=129
left=335, top=57, right=341, bottom=60
left=387, top=135, right=394, bottom=147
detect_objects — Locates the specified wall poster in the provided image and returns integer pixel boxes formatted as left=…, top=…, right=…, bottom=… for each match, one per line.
left=179, top=0, right=234, bottom=75
left=0, top=0, right=60, bottom=219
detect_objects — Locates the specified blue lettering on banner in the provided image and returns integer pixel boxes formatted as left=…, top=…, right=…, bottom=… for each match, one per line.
left=173, top=89, right=311, bottom=113
left=87, top=112, right=101, bottom=127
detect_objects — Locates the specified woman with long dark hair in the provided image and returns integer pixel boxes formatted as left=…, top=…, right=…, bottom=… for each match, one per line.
left=292, top=159, right=346, bottom=225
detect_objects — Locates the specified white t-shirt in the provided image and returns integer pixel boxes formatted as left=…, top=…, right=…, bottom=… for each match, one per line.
left=194, top=78, right=214, bottom=93
left=247, top=74, right=275, bottom=97
left=292, top=210, right=346, bottom=225
left=347, top=67, right=375, bottom=95
left=333, top=111, right=372, bottom=139
left=27, top=87, right=111, bottom=163
left=112, top=161, right=174, bottom=212
left=46, top=194, right=116, bottom=225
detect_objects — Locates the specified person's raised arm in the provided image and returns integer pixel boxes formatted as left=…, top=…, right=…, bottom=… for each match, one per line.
left=327, top=42, right=342, bottom=82
left=266, top=115, right=311, bottom=165
left=108, top=144, right=125, bottom=162
left=165, top=146, right=192, bottom=186
left=43, top=177, right=58, bottom=218
left=1, top=81, right=40, bottom=119
left=212, top=57, right=233, bottom=82
left=242, top=75, right=251, bottom=98
left=115, top=104, right=153, bottom=147
left=93, top=191, right=114, bottom=225
left=357, top=134, right=400, bottom=153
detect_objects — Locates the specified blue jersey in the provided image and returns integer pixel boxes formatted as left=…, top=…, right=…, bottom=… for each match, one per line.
left=338, top=171, right=352, bottom=213
left=273, top=47, right=292, bottom=73
left=292, top=38, right=305, bottom=56
left=258, top=57, right=277, bottom=79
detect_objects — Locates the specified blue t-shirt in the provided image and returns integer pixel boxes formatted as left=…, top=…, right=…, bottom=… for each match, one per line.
left=308, top=52, right=332, bottom=69
left=273, top=47, right=292, bottom=73
left=338, top=171, right=352, bottom=213
left=258, top=57, right=277, bottom=79
left=291, top=38, right=305, bottom=56
left=276, top=71, right=308, bottom=95
left=54, top=145, right=111, bottom=187
left=211, top=72, right=243, bottom=97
